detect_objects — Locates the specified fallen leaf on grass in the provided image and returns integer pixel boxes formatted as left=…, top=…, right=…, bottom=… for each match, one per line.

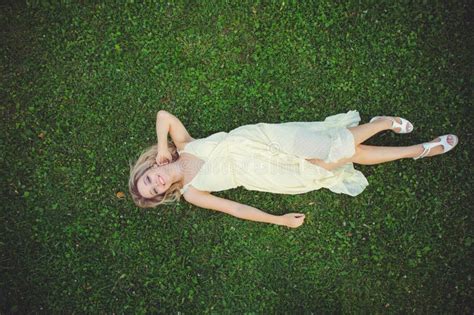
left=116, top=191, right=125, bottom=199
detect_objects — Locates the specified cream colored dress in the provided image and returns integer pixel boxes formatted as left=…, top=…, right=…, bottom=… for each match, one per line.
left=178, top=110, right=369, bottom=196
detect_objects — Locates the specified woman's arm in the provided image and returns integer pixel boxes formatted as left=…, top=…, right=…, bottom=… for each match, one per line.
left=183, top=188, right=292, bottom=227
left=234, top=205, right=305, bottom=228
left=156, top=110, right=195, bottom=150
left=234, top=204, right=287, bottom=226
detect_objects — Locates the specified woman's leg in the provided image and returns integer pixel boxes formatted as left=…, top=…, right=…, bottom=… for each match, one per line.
left=307, top=136, right=456, bottom=170
left=350, top=144, right=422, bottom=165
left=347, top=119, right=393, bottom=146
left=306, top=144, right=414, bottom=170
left=352, top=135, right=457, bottom=165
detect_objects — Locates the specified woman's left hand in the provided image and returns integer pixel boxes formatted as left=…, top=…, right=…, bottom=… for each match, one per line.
left=156, top=146, right=173, bottom=166
left=282, top=213, right=306, bottom=228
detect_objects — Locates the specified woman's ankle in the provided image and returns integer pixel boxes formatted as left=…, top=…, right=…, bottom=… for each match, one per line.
left=409, top=144, right=425, bottom=159
left=371, top=118, right=392, bottom=131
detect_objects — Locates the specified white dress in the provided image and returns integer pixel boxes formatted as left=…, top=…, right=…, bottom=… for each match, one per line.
left=178, top=110, right=369, bottom=196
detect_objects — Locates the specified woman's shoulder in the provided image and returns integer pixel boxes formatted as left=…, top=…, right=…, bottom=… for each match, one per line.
left=176, top=137, right=198, bottom=152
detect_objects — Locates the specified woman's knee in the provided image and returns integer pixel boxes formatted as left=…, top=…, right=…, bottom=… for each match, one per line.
left=305, top=158, right=329, bottom=169
left=305, top=157, right=341, bottom=171
left=352, top=144, right=363, bottom=159
left=350, top=144, right=367, bottom=164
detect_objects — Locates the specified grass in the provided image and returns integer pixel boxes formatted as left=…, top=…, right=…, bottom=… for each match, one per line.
left=1, top=0, right=472, bottom=313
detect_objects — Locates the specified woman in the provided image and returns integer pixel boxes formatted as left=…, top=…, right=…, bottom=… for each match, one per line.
left=129, top=110, right=458, bottom=228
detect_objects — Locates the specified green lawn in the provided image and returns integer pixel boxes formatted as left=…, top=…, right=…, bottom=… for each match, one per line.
left=1, top=1, right=472, bottom=313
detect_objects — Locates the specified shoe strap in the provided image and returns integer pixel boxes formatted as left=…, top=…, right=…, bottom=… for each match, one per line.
left=414, top=145, right=431, bottom=160
left=413, top=135, right=453, bottom=160
left=390, top=118, right=400, bottom=129
left=391, top=118, right=411, bottom=132
left=371, top=116, right=412, bottom=133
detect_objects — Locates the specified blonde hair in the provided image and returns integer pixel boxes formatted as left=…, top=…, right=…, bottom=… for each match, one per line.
left=129, top=140, right=182, bottom=208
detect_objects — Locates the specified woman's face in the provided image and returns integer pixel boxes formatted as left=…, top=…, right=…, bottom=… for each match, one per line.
left=137, top=165, right=172, bottom=199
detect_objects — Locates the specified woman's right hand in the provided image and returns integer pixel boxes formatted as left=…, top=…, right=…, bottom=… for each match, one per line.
left=282, top=213, right=306, bottom=228
left=156, top=145, right=173, bottom=166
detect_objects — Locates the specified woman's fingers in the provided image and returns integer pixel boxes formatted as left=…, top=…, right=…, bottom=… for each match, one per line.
left=283, top=213, right=306, bottom=228
left=288, top=213, right=305, bottom=218
left=157, top=160, right=169, bottom=166
left=156, top=150, right=172, bottom=166
left=157, top=157, right=168, bottom=164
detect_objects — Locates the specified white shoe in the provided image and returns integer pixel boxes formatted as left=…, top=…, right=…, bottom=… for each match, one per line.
left=369, top=116, right=414, bottom=134
left=413, top=134, right=459, bottom=160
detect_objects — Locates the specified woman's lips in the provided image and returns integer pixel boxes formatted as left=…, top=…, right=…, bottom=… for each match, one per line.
left=158, top=175, right=165, bottom=186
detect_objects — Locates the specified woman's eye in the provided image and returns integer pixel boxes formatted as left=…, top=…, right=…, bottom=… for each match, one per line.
left=146, top=176, right=150, bottom=184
